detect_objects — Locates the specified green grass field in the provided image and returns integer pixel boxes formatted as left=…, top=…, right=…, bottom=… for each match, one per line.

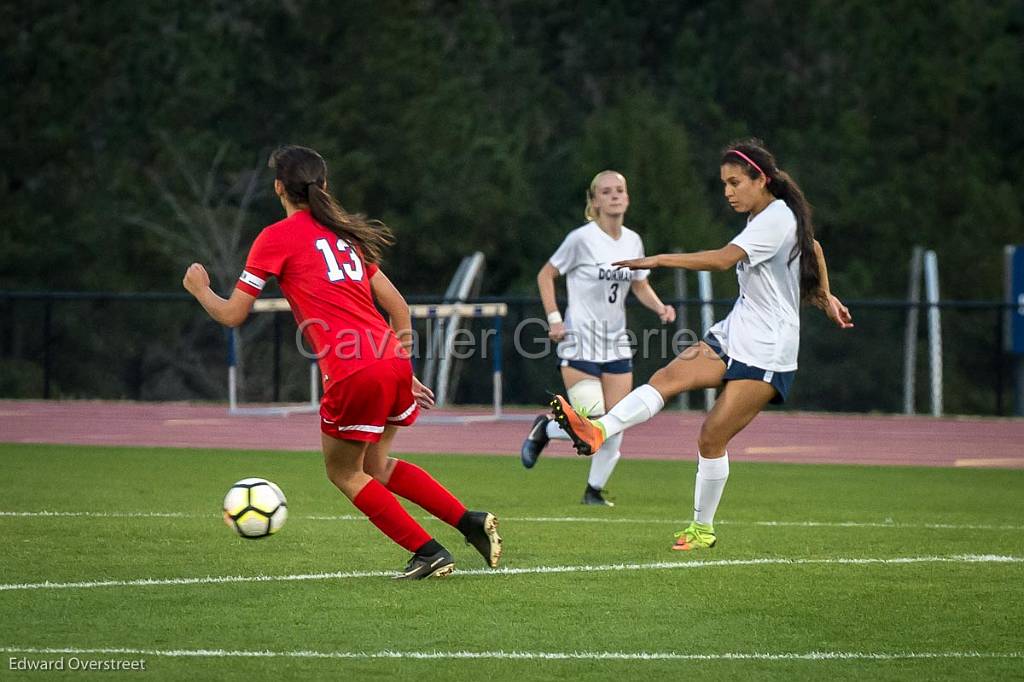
left=1, top=443, right=1022, bottom=680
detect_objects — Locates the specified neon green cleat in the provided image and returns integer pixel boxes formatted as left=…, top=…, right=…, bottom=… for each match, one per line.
left=672, top=521, right=717, bottom=551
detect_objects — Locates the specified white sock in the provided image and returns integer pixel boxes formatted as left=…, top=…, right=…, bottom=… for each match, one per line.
left=598, top=384, right=665, bottom=437
left=693, top=451, right=729, bottom=526
left=545, top=419, right=571, bottom=440
left=587, top=433, right=623, bottom=489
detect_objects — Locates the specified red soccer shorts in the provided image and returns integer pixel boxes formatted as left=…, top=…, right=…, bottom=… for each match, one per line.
left=319, top=357, right=419, bottom=442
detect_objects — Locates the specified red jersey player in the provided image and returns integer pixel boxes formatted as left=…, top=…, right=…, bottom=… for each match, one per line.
left=182, top=145, right=501, bottom=579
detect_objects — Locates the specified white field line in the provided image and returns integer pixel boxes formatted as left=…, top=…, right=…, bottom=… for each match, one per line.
left=3, top=510, right=1024, bottom=532
left=0, top=646, right=1021, bottom=662
left=0, top=555, right=1020, bottom=593
left=0, top=511, right=191, bottom=518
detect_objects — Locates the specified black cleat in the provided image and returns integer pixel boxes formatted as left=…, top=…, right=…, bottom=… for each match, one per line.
left=393, top=548, right=455, bottom=580
left=520, top=415, right=551, bottom=469
left=581, top=485, right=615, bottom=507
left=459, top=511, right=503, bottom=568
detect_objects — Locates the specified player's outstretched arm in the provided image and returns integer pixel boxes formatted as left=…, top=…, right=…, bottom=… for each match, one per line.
left=614, top=245, right=746, bottom=272
left=182, top=263, right=256, bottom=327
left=811, top=240, right=854, bottom=329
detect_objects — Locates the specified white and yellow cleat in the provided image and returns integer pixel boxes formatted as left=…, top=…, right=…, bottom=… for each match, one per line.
left=672, top=522, right=717, bottom=551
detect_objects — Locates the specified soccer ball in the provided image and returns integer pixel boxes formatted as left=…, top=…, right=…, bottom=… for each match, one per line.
left=222, top=478, right=288, bottom=539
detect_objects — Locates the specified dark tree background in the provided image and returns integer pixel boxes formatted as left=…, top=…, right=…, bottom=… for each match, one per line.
left=2, top=1, right=1022, bottom=411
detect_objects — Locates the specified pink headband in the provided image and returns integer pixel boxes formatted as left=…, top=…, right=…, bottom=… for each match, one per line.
left=727, top=149, right=770, bottom=183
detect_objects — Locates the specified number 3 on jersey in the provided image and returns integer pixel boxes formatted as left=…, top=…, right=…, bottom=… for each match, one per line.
left=315, top=238, right=364, bottom=282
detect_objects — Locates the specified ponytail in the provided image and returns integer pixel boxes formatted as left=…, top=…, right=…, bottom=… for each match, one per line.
left=584, top=192, right=597, bottom=222
left=269, top=145, right=394, bottom=265
left=307, top=183, right=394, bottom=265
left=722, top=140, right=821, bottom=301
left=769, top=170, right=820, bottom=302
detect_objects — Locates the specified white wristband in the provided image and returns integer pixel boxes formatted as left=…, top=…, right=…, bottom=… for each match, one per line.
left=546, top=311, right=563, bottom=325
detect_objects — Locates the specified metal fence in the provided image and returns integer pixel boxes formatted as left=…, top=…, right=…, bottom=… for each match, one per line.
left=0, top=291, right=1018, bottom=416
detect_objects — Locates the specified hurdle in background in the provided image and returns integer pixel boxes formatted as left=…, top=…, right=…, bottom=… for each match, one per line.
left=414, top=302, right=507, bottom=423
left=227, top=297, right=318, bottom=415
left=227, top=299, right=508, bottom=421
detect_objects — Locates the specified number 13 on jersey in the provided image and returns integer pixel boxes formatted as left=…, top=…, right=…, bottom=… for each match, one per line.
left=315, top=238, right=364, bottom=282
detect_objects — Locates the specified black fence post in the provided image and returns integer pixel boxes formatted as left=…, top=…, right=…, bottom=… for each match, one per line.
left=272, top=312, right=282, bottom=403
left=132, top=351, right=144, bottom=401
left=42, top=299, right=53, bottom=399
left=995, top=306, right=1005, bottom=416
left=1, top=299, right=12, bottom=357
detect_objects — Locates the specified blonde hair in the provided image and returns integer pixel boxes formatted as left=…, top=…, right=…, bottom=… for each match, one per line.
left=584, top=170, right=627, bottom=221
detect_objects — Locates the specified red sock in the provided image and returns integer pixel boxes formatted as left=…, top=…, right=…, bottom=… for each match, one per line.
left=352, top=479, right=431, bottom=552
left=386, top=460, right=467, bottom=527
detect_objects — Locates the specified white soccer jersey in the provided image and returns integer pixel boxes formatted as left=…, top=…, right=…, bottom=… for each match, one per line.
left=707, top=199, right=801, bottom=371
left=549, top=221, right=649, bottom=362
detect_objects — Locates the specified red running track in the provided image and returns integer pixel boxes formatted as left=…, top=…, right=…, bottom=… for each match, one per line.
left=1, top=400, right=1022, bottom=468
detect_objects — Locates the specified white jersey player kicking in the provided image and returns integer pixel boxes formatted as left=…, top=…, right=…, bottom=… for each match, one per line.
left=550, top=140, right=853, bottom=548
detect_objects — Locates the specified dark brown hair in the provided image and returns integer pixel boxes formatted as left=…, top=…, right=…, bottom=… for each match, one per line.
left=721, top=138, right=821, bottom=301
left=268, top=145, right=394, bottom=264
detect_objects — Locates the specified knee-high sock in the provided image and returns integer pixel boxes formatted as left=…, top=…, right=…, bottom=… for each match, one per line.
left=693, top=451, right=730, bottom=526
left=352, top=479, right=432, bottom=552
left=385, top=460, right=467, bottom=527
left=545, top=419, right=571, bottom=440
left=587, top=432, right=623, bottom=490
left=598, top=384, right=665, bottom=437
